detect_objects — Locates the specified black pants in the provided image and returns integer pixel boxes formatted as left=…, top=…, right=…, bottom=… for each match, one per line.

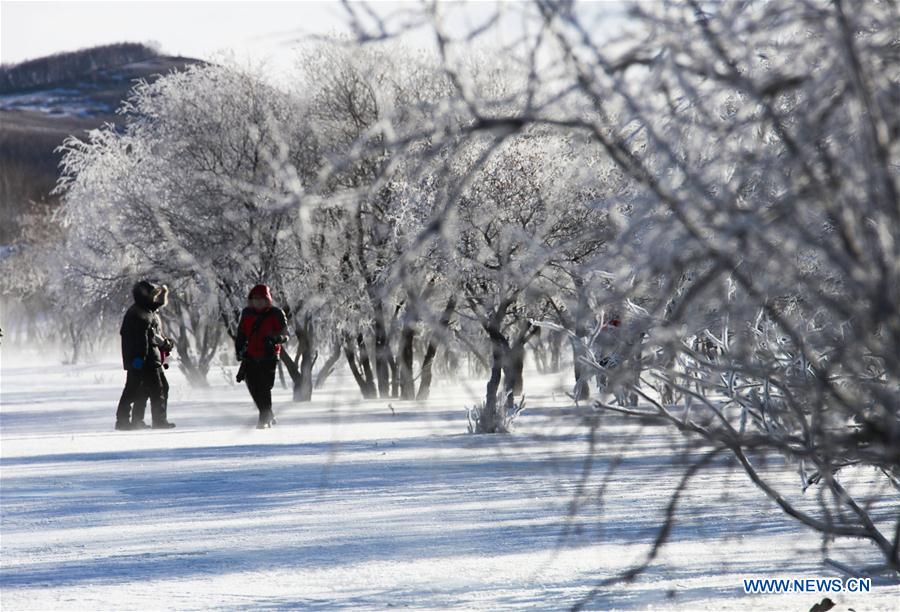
left=244, top=359, right=276, bottom=413
left=116, top=367, right=169, bottom=424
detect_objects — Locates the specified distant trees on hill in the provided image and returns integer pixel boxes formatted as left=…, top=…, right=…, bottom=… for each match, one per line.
left=0, top=42, right=160, bottom=93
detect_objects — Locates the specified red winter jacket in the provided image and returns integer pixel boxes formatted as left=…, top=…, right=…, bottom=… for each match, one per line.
left=235, top=285, right=289, bottom=361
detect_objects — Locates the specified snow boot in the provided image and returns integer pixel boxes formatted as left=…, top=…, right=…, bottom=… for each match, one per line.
left=115, top=421, right=131, bottom=431
left=256, top=410, right=276, bottom=429
left=152, top=421, right=176, bottom=429
left=130, top=421, right=151, bottom=430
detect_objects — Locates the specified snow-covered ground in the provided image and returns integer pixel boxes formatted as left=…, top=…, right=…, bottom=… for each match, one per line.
left=1, top=353, right=897, bottom=610
left=0, top=88, right=114, bottom=116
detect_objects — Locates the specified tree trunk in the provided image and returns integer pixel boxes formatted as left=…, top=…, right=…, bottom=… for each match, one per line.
left=572, top=337, right=591, bottom=400
left=343, top=333, right=377, bottom=399
left=314, top=342, right=342, bottom=389
left=167, top=296, right=221, bottom=387
left=417, top=342, right=438, bottom=401
left=388, top=355, right=399, bottom=398
left=447, top=350, right=461, bottom=378
left=295, top=316, right=316, bottom=401
left=550, top=330, right=562, bottom=372
left=503, top=322, right=536, bottom=397
left=416, top=297, right=455, bottom=400
left=279, top=315, right=317, bottom=401
left=344, top=343, right=368, bottom=397
left=66, top=321, right=80, bottom=364
left=297, top=349, right=315, bottom=401
left=482, top=348, right=504, bottom=434
left=505, top=342, right=525, bottom=396
left=399, top=326, right=416, bottom=400
left=532, top=337, right=548, bottom=374
left=372, top=302, right=392, bottom=398
left=571, top=279, right=590, bottom=400
left=357, top=333, right=377, bottom=394
left=480, top=337, right=514, bottom=434
left=173, top=328, right=211, bottom=387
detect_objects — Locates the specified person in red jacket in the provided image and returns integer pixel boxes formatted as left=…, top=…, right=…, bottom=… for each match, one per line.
left=235, top=284, right=289, bottom=428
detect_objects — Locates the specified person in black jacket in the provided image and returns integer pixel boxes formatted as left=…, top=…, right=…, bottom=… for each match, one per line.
left=115, top=281, right=175, bottom=430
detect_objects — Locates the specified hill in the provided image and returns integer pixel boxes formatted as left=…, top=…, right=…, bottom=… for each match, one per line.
left=0, top=44, right=202, bottom=245
left=0, top=42, right=160, bottom=93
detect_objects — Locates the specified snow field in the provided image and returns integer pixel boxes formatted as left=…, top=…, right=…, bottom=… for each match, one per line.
left=1, top=356, right=897, bottom=609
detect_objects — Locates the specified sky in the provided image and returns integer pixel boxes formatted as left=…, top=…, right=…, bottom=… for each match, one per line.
left=1, top=1, right=372, bottom=79
left=1, top=0, right=630, bottom=83
left=0, top=1, right=551, bottom=80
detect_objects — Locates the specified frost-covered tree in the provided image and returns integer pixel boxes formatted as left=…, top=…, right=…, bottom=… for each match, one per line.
left=344, top=0, right=900, bottom=581
left=294, top=41, right=461, bottom=400
left=447, top=131, right=608, bottom=432
left=55, top=63, right=315, bottom=386
left=0, top=212, right=116, bottom=362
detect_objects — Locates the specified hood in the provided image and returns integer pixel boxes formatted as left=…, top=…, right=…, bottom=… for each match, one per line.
left=132, top=280, right=156, bottom=310
left=248, top=284, right=273, bottom=306
left=133, top=280, right=168, bottom=312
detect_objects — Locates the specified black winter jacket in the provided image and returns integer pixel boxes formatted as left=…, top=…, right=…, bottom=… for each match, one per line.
left=120, top=283, right=169, bottom=370
left=120, top=305, right=165, bottom=370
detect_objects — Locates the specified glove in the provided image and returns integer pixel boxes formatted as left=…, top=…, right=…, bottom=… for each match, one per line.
left=266, top=334, right=288, bottom=347
left=151, top=335, right=174, bottom=352
left=131, top=357, right=145, bottom=370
